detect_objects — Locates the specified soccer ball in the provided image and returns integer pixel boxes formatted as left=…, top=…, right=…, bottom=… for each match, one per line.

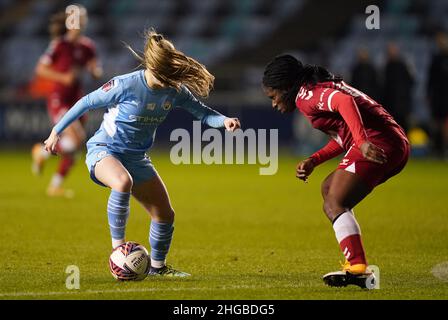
left=109, top=241, right=150, bottom=281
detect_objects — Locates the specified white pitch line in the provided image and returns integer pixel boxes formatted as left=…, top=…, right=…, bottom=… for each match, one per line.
left=0, top=283, right=300, bottom=298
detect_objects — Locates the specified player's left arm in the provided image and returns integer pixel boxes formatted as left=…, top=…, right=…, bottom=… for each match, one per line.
left=176, top=87, right=240, bottom=132
left=328, top=91, right=387, bottom=164
left=86, top=57, right=103, bottom=80
left=84, top=39, right=103, bottom=80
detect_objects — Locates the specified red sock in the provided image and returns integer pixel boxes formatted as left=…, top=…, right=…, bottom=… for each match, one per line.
left=333, top=211, right=367, bottom=265
left=339, top=234, right=367, bottom=265
left=57, top=155, right=75, bottom=177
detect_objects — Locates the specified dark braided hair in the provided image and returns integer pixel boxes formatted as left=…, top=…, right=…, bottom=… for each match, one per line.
left=262, top=54, right=341, bottom=112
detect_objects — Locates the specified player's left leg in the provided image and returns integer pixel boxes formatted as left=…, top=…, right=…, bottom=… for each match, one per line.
left=322, top=137, right=409, bottom=288
left=31, top=142, right=51, bottom=176
left=324, top=169, right=371, bottom=264
left=131, top=172, right=190, bottom=277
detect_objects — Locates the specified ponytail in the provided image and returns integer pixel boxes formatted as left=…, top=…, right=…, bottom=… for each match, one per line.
left=126, top=29, right=214, bottom=98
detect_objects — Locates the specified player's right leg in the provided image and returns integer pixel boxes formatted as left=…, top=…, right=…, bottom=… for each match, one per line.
left=321, top=169, right=373, bottom=288
left=94, top=155, right=133, bottom=249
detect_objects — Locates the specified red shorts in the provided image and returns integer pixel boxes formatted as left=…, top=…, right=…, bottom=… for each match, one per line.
left=337, top=137, right=410, bottom=190
left=47, top=93, right=87, bottom=125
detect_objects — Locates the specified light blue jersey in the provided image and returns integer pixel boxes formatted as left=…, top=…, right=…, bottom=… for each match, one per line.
left=53, top=69, right=228, bottom=186
left=54, top=69, right=227, bottom=154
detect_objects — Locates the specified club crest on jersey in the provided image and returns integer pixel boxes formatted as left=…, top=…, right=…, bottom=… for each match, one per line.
left=102, top=79, right=116, bottom=92
left=97, top=151, right=107, bottom=159
left=146, top=103, right=156, bottom=111
left=163, top=101, right=172, bottom=111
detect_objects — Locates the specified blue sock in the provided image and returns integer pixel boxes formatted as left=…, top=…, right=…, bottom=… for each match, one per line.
left=107, top=190, right=130, bottom=247
left=149, top=221, right=174, bottom=268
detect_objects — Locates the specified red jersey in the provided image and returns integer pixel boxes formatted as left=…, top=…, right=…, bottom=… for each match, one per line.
left=295, top=81, right=408, bottom=165
left=39, top=35, right=96, bottom=103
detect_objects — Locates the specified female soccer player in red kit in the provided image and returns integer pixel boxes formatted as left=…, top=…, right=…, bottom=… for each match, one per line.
left=32, top=5, right=102, bottom=197
left=262, top=55, right=410, bottom=288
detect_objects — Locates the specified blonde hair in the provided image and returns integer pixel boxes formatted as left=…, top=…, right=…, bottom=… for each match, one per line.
left=126, top=29, right=214, bottom=98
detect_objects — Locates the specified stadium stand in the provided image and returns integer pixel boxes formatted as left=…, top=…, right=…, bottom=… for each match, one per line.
left=0, top=0, right=305, bottom=93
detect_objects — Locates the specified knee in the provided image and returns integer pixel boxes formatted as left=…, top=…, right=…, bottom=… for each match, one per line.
left=162, top=207, right=175, bottom=223
left=323, top=195, right=346, bottom=221
left=321, top=180, right=330, bottom=199
left=111, top=172, right=133, bottom=192
left=166, top=208, right=175, bottom=222
left=321, top=173, right=334, bottom=199
left=152, top=206, right=175, bottom=223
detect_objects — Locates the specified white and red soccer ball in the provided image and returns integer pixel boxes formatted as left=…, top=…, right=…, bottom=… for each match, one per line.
left=109, top=241, right=150, bottom=281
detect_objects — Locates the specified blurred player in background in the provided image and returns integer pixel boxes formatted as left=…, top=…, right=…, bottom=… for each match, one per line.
left=43, top=30, right=241, bottom=277
left=262, top=55, right=409, bottom=288
left=32, top=4, right=102, bottom=197
left=427, top=32, right=448, bottom=159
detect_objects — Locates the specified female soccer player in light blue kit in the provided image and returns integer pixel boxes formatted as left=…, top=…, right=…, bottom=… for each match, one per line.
left=44, top=30, right=241, bottom=277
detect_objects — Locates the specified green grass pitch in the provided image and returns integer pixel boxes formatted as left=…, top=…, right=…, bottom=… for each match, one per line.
left=0, top=149, right=447, bottom=300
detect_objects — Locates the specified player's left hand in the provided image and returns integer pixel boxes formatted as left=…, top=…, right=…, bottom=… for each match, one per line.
left=360, top=141, right=387, bottom=164
left=224, top=118, right=241, bottom=132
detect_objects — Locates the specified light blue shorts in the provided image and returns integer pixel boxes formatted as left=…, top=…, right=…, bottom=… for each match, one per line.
left=85, top=144, right=158, bottom=187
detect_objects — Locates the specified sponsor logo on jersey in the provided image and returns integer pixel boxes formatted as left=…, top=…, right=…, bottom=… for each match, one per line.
left=102, top=79, right=116, bottom=92
left=129, top=114, right=165, bottom=124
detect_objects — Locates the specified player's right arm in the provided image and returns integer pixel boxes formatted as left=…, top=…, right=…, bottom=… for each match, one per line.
left=176, top=86, right=240, bottom=131
left=44, top=78, right=123, bottom=153
left=35, top=41, right=78, bottom=86
left=35, top=61, right=77, bottom=86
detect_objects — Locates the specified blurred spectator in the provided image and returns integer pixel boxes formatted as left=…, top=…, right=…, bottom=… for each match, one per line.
left=427, top=32, right=448, bottom=158
left=350, top=47, right=380, bottom=99
left=383, top=43, right=415, bottom=133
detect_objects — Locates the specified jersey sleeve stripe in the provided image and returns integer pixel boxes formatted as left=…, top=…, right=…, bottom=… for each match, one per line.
left=295, top=87, right=304, bottom=104
left=327, top=90, right=338, bottom=112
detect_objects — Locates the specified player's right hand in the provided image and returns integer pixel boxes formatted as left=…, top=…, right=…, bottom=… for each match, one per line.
left=44, top=129, right=60, bottom=155
left=296, top=158, right=315, bottom=182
